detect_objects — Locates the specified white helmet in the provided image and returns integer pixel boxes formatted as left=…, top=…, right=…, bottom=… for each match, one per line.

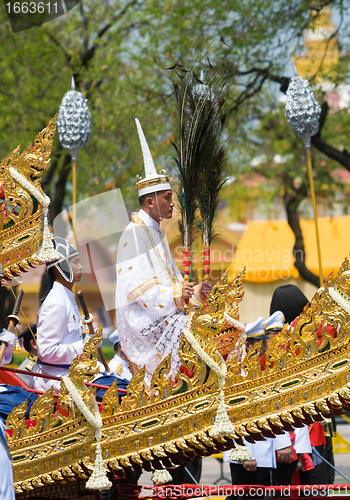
left=46, top=237, right=79, bottom=282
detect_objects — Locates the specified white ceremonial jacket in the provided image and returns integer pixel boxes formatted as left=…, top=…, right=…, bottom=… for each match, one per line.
left=32, top=281, right=85, bottom=393
left=115, top=209, right=203, bottom=386
left=0, top=336, right=15, bottom=500
left=273, top=432, right=292, bottom=452
left=109, top=353, right=132, bottom=381
left=294, top=426, right=312, bottom=454
left=0, top=419, right=14, bottom=500
left=0, top=333, right=16, bottom=499
left=0, top=330, right=16, bottom=365
left=223, top=438, right=277, bottom=468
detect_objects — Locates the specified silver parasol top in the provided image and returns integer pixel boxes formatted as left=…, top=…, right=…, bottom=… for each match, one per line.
left=285, top=76, right=321, bottom=139
left=57, top=83, right=91, bottom=151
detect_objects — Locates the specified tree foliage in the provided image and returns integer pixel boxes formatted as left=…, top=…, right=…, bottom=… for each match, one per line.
left=1, top=0, right=350, bottom=286
left=0, top=1, right=347, bottom=214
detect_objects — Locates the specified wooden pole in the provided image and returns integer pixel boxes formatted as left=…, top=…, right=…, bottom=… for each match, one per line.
left=305, top=145, right=323, bottom=287
left=72, top=160, right=77, bottom=247
left=77, top=290, right=110, bottom=372
left=198, top=232, right=203, bottom=282
left=72, top=159, right=77, bottom=295
left=0, top=289, right=24, bottom=365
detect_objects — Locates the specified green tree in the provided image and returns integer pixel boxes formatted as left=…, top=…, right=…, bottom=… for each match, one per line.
left=225, top=97, right=350, bottom=286
left=0, top=0, right=346, bottom=220
left=1, top=0, right=350, bottom=294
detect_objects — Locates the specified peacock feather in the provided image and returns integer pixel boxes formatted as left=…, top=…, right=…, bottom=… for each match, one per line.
left=170, top=68, right=227, bottom=251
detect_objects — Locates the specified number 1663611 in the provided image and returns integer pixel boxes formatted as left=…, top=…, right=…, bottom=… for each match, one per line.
left=6, top=2, right=58, bottom=14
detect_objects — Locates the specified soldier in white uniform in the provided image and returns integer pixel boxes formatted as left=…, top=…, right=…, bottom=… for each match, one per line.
left=0, top=418, right=14, bottom=500
left=223, top=437, right=276, bottom=488
left=32, top=237, right=85, bottom=393
left=0, top=329, right=16, bottom=367
left=223, top=318, right=293, bottom=491
left=264, top=310, right=311, bottom=485
left=223, top=432, right=293, bottom=489
left=244, top=317, right=268, bottom=355
left=108, top=329, right=132, bottom=382
left=16, top=325, right=38, bottom=386
left=0, top=295, right=16, bottom=500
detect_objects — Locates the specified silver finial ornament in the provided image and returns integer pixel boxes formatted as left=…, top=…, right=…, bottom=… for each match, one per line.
left=285, top=76, right=321, bottom=140
left=57, top=77, right=91, bottom=156
left=193, top=70, right=215, bottom=101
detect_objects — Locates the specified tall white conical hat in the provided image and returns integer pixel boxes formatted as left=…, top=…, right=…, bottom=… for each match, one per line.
left=135, top=118, right=171, bottom=197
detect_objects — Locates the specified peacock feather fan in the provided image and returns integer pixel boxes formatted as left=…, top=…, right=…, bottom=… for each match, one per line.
left=170, top=68, right=227, bottom=249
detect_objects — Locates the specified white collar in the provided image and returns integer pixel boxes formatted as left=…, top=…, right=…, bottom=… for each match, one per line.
left=137, top=209, right=160, bottom=231
left=52, top=281, right=76, bottom=302
left=113, top=353, right=130, bottom=369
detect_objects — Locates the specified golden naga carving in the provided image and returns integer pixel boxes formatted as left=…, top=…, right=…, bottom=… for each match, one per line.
left=66, top=325, right=102, bottom=392
left=191, top=268, right=245, bottom=356
left=6, top=118, right=350, bottom=494
left=8, top=256, right=350, bottom=493
left=0, top=116, right=57, bottom=283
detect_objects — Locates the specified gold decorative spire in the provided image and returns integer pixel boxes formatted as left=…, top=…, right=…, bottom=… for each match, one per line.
left=0, top=116, right=57, bottom=283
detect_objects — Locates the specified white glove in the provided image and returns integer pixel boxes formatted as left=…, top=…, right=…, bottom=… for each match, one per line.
left=0, top=329, right=16, bottom=365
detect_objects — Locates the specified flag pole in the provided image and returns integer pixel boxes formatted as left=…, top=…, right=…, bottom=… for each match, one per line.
left=285, top=75, right=323, bottom=286
left=57, top=77, right=91, bottom=294
left=304, top=136, right=323, bottom=286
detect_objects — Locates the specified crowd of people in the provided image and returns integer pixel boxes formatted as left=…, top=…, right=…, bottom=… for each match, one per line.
left=223, top=291, right=336, bottom=493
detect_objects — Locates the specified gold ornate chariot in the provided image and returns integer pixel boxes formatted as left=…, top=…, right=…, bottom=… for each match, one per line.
left=4, top=119, right=350, bottom=496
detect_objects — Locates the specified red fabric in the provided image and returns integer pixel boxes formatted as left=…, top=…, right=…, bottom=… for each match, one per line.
left=260, top=353, right=266, bottom=371
left=291, top=468, right=300, bottom=497
left=316, top=321, right=337, bottom=345
left=300, top=452, right=314, bottom=471
left=276, top=431, right=297, bottom=463
left=172, top=364, right=193, bottom=385
left=290, top=317, right=298, bottom=328
left=179, top=364, right=193, bottom=378
left=0, top=368, right=30, bottom=388
left=289, top=431, right=298, bottom=462
left=309, top=422, right=326, bottom=447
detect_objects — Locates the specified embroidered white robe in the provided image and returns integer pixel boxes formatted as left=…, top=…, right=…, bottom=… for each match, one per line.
left=115, top=209, right=202, bottom=386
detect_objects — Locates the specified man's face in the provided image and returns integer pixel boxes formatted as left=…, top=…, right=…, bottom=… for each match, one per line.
left=70, top=256, right=83, bottom=283
left=266, top=328, right=281, bottom=345
left=246, top=338, right=267, bottom=356
left=148, top=190, right=174, bottom=221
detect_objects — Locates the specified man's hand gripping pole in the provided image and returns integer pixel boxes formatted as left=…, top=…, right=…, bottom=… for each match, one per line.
left=77, top=290, right=110, bottom=372
left=0, top=288, right=24, bottom=365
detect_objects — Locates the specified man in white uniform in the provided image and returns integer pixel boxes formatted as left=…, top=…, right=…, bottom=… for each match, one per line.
left=32, top=237, right=85, bottom=393
left=0, top=272, right=16, bottom=500
left=224, top=318, right=292, bottom=490
left=108, top=329, right=132, bottom=382
left=17, top=325, right=38, bottom=386
left=264, top=310, right=310, bottom=485
left=115, top=119, right=211, bottom=386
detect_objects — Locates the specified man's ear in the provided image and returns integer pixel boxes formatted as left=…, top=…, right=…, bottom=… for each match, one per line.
left=145, top=196, right=155, bottom=208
